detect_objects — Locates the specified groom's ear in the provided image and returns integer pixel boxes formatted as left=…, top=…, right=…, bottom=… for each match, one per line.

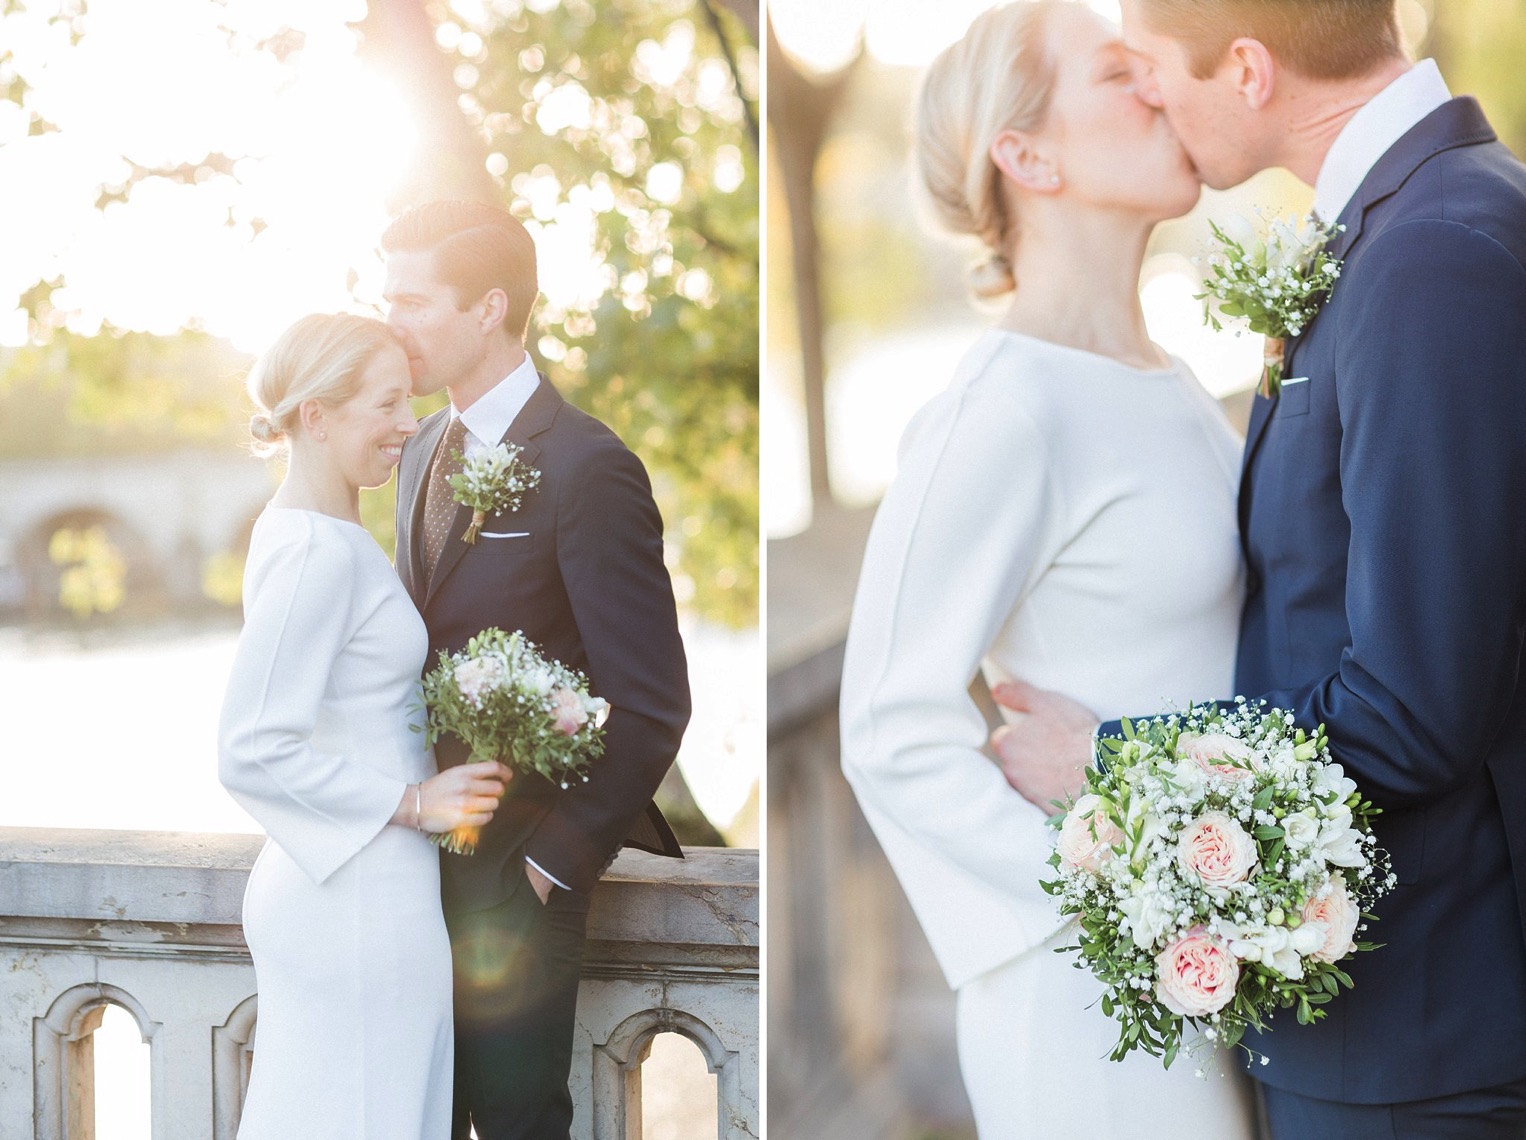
left=473, top=287, right=510, bottom=337
left=1224, top=37, right=1276, bottom=111
left=990, top=129, right=1060, bottom=195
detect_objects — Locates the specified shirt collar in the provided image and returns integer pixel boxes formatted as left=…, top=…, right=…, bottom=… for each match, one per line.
left=1314, top=58, right=1451, bottom=223
left=452, top=353, right=540, bottom=447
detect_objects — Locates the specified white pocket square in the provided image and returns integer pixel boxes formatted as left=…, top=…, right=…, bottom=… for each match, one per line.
left=479, top=531, right=530, bottom=539
left=1281, top=376, right=1310, bottom=386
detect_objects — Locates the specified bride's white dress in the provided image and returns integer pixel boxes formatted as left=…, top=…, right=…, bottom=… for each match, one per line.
left=219, top=508, right=452, bottom=1139
left=841, top=330, right=1258, bottom=1138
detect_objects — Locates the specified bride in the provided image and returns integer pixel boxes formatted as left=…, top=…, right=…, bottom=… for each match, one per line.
left=218, top=313, right=512, bottom=1138
left=838, top=2, right=1257, bottom=1135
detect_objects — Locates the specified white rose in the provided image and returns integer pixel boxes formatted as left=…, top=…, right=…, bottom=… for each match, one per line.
left=1171, top=757, right=1209, bottom=802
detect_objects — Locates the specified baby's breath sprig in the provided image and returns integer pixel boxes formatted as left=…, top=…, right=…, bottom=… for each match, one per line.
left=448, top=442, right=541, bottom=544
left=1196, top=212, right=1344, bottom=398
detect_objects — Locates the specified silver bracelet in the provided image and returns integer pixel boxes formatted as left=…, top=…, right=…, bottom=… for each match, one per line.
left=413, top=783, right=423, bottom=831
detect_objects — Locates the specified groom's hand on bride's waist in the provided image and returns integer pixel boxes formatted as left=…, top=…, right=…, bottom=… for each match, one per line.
left=988, top=680, right=1099, bottom=814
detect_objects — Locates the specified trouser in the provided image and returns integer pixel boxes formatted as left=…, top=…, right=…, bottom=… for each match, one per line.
left=444, top=874, right=591, bottom=1140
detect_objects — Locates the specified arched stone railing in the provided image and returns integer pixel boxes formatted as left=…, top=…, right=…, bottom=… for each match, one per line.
left=0, top=828, right=757, bottom=1139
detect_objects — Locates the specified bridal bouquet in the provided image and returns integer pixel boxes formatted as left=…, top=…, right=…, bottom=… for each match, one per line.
left=1196, top=212, right=1344, bottom=398
left=1043, top=699, right=1394, bottom=1067
left=417, top=627, right=608, bottom=854
left=448, top=442, right=541, bottom=544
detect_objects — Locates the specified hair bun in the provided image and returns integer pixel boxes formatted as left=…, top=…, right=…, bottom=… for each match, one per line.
left=968, top=252, right=1017, bottom=300
left=249, top=413, right=281, bottom=445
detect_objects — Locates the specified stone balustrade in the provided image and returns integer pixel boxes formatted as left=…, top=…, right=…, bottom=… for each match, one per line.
left=0, top=828, right=757, bottom=1139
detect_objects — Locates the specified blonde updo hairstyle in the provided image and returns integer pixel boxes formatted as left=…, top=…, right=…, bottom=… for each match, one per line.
left=917, top=2, right=1063, bottom=299
left=246, top=313, right=398, bottom=456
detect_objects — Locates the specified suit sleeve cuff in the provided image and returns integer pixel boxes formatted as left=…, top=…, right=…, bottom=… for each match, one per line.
left=525, top=856, right=571, bottom=892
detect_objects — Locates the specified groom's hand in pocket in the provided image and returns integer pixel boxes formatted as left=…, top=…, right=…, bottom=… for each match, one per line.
left=988, top=680, right=1098, bottom=813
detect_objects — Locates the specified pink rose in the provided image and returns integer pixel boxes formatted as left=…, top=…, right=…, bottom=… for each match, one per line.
left=1155, top=927, right=1240, bottom=1017
left=551, top=688, right=588, bottom=736
left=1179, top=731, right=1257, bottom=782
left=1302, top=877, right=1360, bottom=963
left=1056, top=794, right=1123, bottom=874
left=1177, top=812, right=1258, bottom=888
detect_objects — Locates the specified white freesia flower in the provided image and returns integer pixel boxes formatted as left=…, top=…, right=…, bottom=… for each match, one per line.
left=1220, top=213, right=1260, bottom=252
left=1313, top=761, right=1358, bottom=803
left=1316, top=804, right=1367, bottom=867
left=1283, top=808, right=1321, bottom=850
left=1120, top=883, right=1175, bottom=950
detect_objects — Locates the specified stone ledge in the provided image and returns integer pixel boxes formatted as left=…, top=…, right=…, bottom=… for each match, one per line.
left=0, top=829, right=757, bottom=956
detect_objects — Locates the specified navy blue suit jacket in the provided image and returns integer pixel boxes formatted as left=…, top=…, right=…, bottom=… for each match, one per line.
left=1110, top=98, right=1526, bottom=1103
left=396, top=375, right=690, bottom=905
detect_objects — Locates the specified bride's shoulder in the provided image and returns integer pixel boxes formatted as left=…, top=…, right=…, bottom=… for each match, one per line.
left=247, top=509, right=362, bottom=581
left=929, top=330, right=1072, bottom=424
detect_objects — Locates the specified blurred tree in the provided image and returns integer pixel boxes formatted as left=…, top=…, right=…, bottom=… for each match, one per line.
left=1425, top=0, right=1526, bottom=157
left=1, top=0, right=758, bottom=633
left=767, top=18, right=858, bottom=507
left=438, top=0, right=759, bottom=628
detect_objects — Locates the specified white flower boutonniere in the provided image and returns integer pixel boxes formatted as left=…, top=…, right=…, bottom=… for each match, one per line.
left=448, top=442, right=542, bottom=544
left=1197, top=212, right=1344, bottom=399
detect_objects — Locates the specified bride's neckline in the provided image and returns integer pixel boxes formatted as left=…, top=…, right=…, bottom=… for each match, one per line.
left=263, top=505, right=368, bottom=531
left=989, top=328, right=1178, bottom=377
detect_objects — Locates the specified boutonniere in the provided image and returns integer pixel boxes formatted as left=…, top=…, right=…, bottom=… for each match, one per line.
left=448, top=442, right=542, bottom=544
left=1197, top=212, right=1344, bottom=399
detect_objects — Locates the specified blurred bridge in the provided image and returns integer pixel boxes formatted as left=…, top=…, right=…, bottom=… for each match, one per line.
left=0, top=450, right=273, bottom=617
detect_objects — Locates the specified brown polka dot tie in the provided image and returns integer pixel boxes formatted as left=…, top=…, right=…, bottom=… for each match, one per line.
left=422, top=416, right=468, bottom=587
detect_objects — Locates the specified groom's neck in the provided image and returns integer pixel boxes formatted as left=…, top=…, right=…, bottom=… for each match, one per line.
left=448, top=339, right=529, bottom=413
left=1275, top=58, right=1414, bottom=186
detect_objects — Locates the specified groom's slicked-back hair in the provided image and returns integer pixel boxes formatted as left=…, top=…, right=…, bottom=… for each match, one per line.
left=380, top=200, right=539, bottom=340
left=1139, top=0, right=1403, bottom=80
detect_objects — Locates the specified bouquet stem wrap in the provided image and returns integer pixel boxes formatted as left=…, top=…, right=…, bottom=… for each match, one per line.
left=463, top=509, right=487, bottom=546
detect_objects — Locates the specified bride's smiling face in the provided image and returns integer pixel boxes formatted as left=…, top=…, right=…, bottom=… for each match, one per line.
left=1028, top=5, right=1201, bottom=221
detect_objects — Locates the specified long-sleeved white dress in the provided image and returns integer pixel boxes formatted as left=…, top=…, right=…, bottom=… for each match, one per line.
left=840, top=331, right=1257, bottom=1138
left=219, top=507, right=452, bottom=1139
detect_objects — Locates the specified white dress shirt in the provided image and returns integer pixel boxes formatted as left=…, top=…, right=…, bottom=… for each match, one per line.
left=450, top=351, right=541, bottom=455
left=1314, top=58, right=1452, bottom=223
left=447, top=352, right=570, bottom=894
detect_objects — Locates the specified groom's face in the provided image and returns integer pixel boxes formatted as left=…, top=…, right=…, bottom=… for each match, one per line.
left=1120, top=0, right=1261, bottom=190
left=382, top=248, right=486, bottom=399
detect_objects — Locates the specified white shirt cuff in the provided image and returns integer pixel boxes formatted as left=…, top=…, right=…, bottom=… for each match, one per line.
left=525, top=856, right=570, bottom=892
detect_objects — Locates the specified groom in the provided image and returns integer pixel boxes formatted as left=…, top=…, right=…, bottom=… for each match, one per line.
left=990, top=1, right=1526, bottom=1135
left=383, top=200, right=691, bottom=1139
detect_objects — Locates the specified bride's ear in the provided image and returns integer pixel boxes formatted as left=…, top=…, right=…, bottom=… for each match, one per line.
left=298, top=398, right=327, bottom=440
left=1225, top=37, right=1276, bottom=111
left=990, top=128, right=1061, bottom=194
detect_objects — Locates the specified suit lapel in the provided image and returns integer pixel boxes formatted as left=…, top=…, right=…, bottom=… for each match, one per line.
left=398, top=409, right=448, bottom=606
left=422, top=374, right=563, bottom=610
left=1236, top=96, right=1496, bottom=553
